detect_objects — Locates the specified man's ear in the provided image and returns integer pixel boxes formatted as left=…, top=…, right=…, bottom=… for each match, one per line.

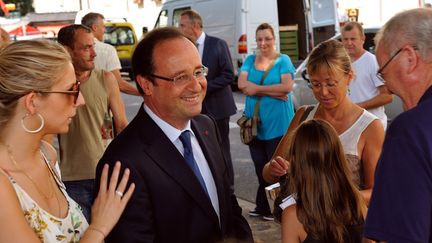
left=91, top=24, right=98, bottom=33
left=64, top=45, right=73, bottom=56
left=405, top=45, right=419, bottom=74
left=136, top=75, right=154, bottom=96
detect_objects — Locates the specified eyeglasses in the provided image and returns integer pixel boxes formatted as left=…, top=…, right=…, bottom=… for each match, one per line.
left=38, top=81, right=81, bottom=104
left=256, top=37, right=274, bottom=43
left=376, top=48, right=403, bottom=82
left=302, top=70, right=341, bottom=91
left=149, top=66, right=208, bottom=86
left=308, top=81, right=340, bottom=91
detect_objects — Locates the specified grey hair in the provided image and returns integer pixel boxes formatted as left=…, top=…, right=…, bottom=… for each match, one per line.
left=375, top=8, right=432, bottom=61
left=180, top=9, right=203, bottom=29
left=81, top=12, right=105, bottom=29
left=0, top=39, right=71, bottom=130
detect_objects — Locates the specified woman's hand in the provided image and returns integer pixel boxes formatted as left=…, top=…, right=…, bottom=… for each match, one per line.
left=269, top=156, right=290, bottom=178
left=241, top=82, right=259, bottom=96
left=88, top=161, right=135, bottom=239
left=272, top=94, right=288, bottom=101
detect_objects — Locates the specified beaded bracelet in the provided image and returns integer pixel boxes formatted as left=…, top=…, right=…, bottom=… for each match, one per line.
left=88, top=226, right=106, bottom=239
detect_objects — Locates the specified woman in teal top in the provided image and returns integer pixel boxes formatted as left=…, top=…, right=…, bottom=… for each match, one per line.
left=238, top=23, right=295, bottom=220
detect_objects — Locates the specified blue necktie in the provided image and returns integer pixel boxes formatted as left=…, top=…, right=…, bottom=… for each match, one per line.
left=179, top=131, right=209, bottom=195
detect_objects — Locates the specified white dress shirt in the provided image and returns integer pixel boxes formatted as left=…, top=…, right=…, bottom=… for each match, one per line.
left=143, top=105, right=220, bottom=221
left=196, top=32, right=206, bottom=59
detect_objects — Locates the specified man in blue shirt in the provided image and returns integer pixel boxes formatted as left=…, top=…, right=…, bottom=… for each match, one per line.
left=364, top=8, right=432, bottom=242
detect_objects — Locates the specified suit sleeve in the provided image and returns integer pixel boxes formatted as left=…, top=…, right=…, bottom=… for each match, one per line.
left=95, top=154, right=156, bottom=243
left=206, top=38, right=235, bottom=93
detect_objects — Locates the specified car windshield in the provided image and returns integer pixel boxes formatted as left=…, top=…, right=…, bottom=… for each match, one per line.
left=104, top=26, right=135, bottom=46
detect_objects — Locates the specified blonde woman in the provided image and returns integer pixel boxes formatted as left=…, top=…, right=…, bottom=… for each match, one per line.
left=0, top=40, right=134, bottom=242
left=263, top=40, right=384, bottom=204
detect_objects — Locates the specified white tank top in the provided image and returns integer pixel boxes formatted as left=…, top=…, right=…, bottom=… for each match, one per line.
left=305, top=104, right=377, bottom=188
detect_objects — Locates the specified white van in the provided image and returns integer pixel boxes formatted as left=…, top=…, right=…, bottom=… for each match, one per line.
left=153, top=0, right=339, bottom=77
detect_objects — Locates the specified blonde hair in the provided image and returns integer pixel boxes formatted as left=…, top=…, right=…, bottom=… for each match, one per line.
left=286, top=120, right=365, bottom=243
left=0, top=39, right=71, bottom=130
left=306, top=39, right=352, bottom=78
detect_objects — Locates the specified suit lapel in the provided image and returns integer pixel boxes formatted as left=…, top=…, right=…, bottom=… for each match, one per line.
left=139, top=109, right=220, bottom=227
left=191, top=116, right=230, bottom=231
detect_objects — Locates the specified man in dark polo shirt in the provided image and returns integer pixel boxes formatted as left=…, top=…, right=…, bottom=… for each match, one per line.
left=364, top=8, right=432, bottom=243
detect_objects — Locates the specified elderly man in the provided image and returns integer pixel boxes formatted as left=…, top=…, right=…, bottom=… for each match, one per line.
left=95, top=27, right=253, bottom=243
left=364, top=8, right=432, bottom=242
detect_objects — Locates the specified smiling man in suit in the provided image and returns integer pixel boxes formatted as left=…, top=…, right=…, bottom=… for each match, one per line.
left=95, top=27, right=253, bottom=243
left=179, top=10, right=237, bottom=186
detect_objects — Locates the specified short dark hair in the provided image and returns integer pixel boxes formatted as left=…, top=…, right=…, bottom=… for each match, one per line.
left=132, top=27, right=193, bottom=94
left=180, top=9, right=203, bottom=29
left=58, top=24, right=92, bottom=49
left=342, top=22, right=365, bottom=37
left=256, top=23, right=275, bottom=38
left=82, top=12, right=105, bottom=29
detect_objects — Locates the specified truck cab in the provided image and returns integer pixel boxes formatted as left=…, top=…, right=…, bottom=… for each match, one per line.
left=103, top=21, right=137, bottom=80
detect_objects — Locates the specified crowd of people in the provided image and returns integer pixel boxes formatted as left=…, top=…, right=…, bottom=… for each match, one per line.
left=0, top=6, right=432, bottom=243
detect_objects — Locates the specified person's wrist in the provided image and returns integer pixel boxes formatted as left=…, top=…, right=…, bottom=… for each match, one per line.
left=88, top=225, right=106, bottom=240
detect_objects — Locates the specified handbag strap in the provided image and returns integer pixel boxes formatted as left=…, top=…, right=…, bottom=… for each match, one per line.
left=253, top=54, right=280, bottom=116
left=298, top=105, right=315, bottom=123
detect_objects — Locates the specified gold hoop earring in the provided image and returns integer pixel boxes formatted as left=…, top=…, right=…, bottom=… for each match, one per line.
left=21, top=113, right=45, bottom=134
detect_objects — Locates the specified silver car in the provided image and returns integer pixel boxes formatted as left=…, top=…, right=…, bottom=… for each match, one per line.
left=291, top=26, right=403, bottom=123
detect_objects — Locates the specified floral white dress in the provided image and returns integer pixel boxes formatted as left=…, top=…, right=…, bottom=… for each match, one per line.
left=1, top=151, right=88, bottom=242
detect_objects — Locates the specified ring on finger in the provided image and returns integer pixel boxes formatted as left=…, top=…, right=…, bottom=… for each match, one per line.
left=115, top=190, right=123, bottom=197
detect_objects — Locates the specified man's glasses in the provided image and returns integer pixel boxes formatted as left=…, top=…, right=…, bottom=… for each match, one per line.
left=38, top=81, right=81, bottom=104
left=376, top=48, right=403, bottom=82
left=149, top=66, right=208, bottom=86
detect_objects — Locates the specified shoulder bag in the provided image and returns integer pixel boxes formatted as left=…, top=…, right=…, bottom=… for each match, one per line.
left=237, top=55, right=279, bottom=145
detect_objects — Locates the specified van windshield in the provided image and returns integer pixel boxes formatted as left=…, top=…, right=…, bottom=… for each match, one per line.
left=104, top=26, right=135, bottom=46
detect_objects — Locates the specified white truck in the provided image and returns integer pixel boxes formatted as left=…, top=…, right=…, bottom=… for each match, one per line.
left=153, top=0, right=339, bottom=76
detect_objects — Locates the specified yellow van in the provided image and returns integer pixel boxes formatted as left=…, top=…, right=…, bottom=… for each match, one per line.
left=104, top=21, right=137, bottom=79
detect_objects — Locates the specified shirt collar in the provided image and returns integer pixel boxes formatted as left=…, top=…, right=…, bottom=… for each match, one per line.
left=143, top=104, right=193, bottom=143
left=419, top=85, right=432, bottom=104
left=196, top=32, right=205, bottom=46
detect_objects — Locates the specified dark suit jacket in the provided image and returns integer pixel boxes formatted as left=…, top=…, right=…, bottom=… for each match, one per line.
left=95, top=105, right=253, bottom=243
left=201, top=34, right=237, bottom=120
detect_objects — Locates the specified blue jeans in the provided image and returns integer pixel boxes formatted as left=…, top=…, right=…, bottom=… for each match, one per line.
left=248, top=136, right=282, bottom=215
left=64, top=179, right=95, bottom=223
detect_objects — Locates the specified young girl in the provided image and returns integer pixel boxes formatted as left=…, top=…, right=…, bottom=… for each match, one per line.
left=281, top=119, right=366, bottom=243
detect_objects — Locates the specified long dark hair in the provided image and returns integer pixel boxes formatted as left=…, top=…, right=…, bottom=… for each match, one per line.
left=286, top=119, right=365, bottom=242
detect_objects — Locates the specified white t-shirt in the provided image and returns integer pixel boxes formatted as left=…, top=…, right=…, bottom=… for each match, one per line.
left=94, top=38, right=122, bottom=72
left=349, top=51, right=387, bottom=129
